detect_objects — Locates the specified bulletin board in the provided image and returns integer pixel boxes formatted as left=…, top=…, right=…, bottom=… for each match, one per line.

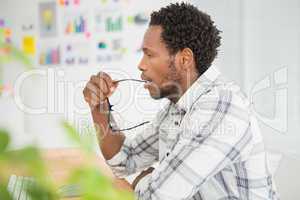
left=0, top=0, right=152, bottom=68
left=0, top=0, right=178, bottom=147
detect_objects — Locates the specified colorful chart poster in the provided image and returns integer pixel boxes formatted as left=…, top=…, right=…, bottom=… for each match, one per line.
left=39, top=2, right=57, bottom=37
left=95, top=38, right=125, bottom=63
left=63, top=12, right=90, bottom=38
left=94, top=11, right=123, bottom=33
left=39, top=45, right=60, bottom=65
left=63, top=42, right=90, bottom=65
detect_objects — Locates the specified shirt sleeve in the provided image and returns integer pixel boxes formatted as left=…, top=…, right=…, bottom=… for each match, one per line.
left=134, top=90, right=254, bottom=200
left=106, top=104, right=170, bottom=178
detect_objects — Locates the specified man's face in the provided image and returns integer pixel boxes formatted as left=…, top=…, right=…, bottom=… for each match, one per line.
left=138, top=25, right=182, bottom=100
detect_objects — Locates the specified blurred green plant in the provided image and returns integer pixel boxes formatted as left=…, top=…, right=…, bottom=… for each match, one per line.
left=0, top=123, right=135, bottom=200
left=0, top=26, right=56, bottom=200
left=61, top=121, right=134, bottom=200
left=0, top=129, right=58, bottom=200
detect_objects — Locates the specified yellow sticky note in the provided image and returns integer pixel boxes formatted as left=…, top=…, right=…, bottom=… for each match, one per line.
left=22, top=36, right=36, bottom=55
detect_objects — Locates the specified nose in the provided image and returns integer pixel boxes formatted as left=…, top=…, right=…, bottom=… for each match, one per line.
left=138, top=55, right=147, bottom=72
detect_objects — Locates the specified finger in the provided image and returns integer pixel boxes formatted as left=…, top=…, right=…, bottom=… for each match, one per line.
left=83, top=86, right=92, bottom=103
left=90, top=93, right=101, bottom=108
left=84, top=90, right=99, bottom=104
left=85, top=82, right=101, bottom=98
left=98, top=72, right=118, bottom=94
left=109, top=81, right=118, bottom=95
left=90, top=75, right=109, bottom=95
left=84, top=82, right=107, bottom=104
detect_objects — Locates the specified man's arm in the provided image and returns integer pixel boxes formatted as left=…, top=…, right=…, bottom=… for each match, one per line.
left=84, top=72, right=160, bottom=178
left=104, top=116, right=160, bottom=177
left=91, top=104, right=125, bottom=160
left=104, top=102, right=170, bottom=177
left=83, top=71, right=125, bottom=160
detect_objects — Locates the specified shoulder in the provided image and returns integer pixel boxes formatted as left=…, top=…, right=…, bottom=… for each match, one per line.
left=185, top=77, right=252, bottom=139
left=192, top=77, right=251, bottom=118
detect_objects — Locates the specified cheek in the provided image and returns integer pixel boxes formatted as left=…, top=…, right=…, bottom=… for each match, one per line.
left=148, top=58, right=171, bottom=82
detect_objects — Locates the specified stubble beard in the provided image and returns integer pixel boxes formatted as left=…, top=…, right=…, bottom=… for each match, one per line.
left=150, top=59, right=183, bottom=102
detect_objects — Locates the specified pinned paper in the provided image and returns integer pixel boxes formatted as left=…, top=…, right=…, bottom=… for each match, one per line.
left=39, top=2, right=57, bottom=37
left=95, top=12, right=124, bottom=33
left=98, top=41, right=107, bottom=49
left=58, top=0, right=80, bottom=7
left=0, top=20, right=13, bottom=43
left=74, top=0, right=80, bottom=5
left=63, top=43, right=89, bottom=66
left=64, top=14, right=88, bottom=35
left=85, top=32, right=91, bottom=39
left=100, top=0, right=108, bottom=4
left=106, top=16, right=123, bottom=32
left=4, top=28, right=11, bottom=38
left=58, top=0, right=65, bottom=6
left=133, top=13, right=149, bottom=25
left=22, top=36, right=36, bottom=55
left=0, top=19, right=5, bottom=27
left=0, top=46, right=11, bottom=56
left=0, top=84, right=13, bottom=97
left=127, top=13, right=149, bottom=26
left=39, top=46, right=60, bottom=65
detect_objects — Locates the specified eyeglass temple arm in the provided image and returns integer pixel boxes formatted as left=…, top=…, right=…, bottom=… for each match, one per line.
left=111, top=121, right=150, bottom=132
left=114, top=79, right=147, bottom=83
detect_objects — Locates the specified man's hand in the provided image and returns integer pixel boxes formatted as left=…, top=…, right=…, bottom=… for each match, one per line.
left=83, top=71, right=125, bottom=161
left=83, top=71, right=118, bottom=112
left=114, top=178, right=134, bottom=192
left=132, top=167, right=155, bottom=190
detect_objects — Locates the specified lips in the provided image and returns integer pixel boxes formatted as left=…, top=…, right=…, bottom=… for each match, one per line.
left=141, top=74, right=153, bottom=89
left=141, top=74, right=152, bottom=83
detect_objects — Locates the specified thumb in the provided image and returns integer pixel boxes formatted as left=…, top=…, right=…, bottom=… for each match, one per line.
left=108, top=81, right=118, bottom=96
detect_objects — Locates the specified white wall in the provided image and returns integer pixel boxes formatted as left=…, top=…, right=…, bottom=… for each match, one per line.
left=191, top=0, right=244, bottom=87
left=242, top=0, right=300, bottom=199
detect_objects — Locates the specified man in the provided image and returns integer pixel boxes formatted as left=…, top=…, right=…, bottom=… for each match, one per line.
left=83, top=3, right=279, bottom=200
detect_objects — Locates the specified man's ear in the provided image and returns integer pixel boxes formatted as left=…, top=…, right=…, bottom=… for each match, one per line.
left=178, top=48, right=195, bottom=71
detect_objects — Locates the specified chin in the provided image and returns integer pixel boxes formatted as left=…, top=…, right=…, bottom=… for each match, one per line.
left=146, top=88, right=162, bottom=100
left=148, top=86, right=174, bottom=100
left=150, top=94, right=163, bottom=100
left=149, top=91, right=162, bottom=100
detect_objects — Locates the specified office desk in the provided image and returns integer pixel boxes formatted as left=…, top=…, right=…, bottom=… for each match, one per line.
left=43, top=148, right=114, bottom=182
left=42, top=148, right=115, bottom=200
left=6, top=148, right=119, bottom=200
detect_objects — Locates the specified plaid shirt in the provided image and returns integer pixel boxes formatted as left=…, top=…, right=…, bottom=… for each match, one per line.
left=106, top=66, right=279, bottom=200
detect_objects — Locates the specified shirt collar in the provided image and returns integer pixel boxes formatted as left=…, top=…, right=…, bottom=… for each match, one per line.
left=174, top=66, right=220, bottom=113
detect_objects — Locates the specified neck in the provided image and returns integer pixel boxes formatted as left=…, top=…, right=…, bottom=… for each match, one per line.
left=168, top=72, right=199, bottom=103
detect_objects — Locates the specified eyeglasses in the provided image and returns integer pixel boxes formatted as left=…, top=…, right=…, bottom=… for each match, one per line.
left=106, top=79, right=150, bottom=132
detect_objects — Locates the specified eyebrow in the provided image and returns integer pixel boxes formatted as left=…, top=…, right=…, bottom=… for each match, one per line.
left=141, top=47, right=154, bottom=54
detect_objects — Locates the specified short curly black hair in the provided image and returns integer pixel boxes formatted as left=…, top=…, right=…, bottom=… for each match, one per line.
left=150, top=2, right=221, bottom=75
